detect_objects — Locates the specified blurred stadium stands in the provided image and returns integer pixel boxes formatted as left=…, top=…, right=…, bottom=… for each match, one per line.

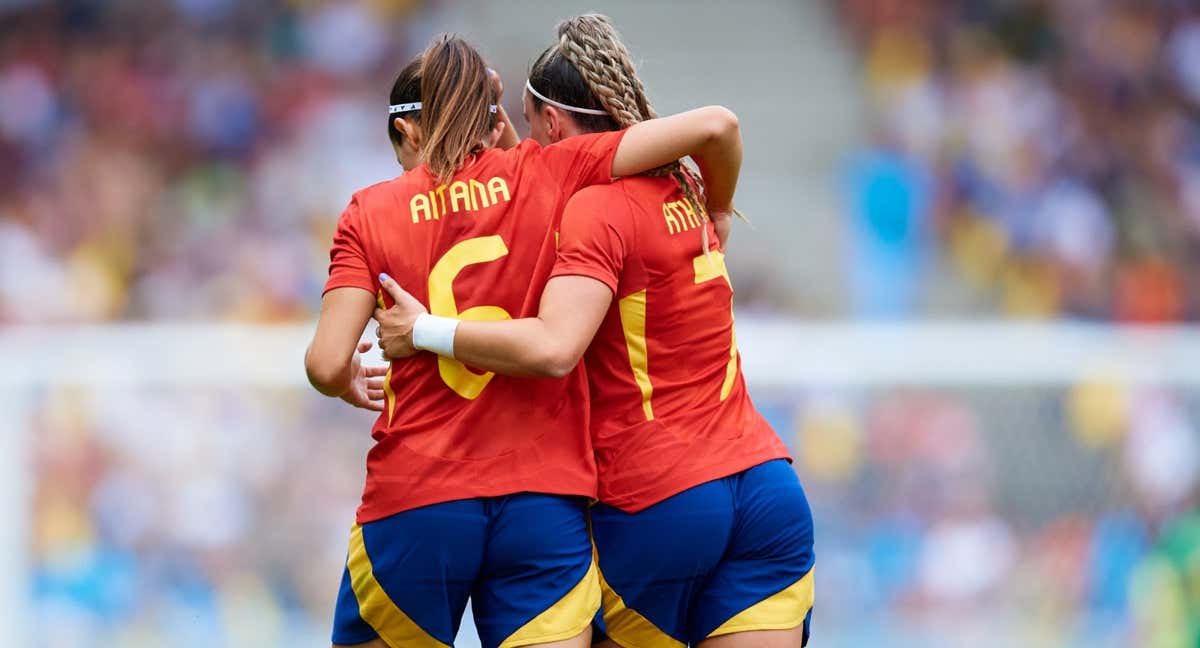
left=835, top=0, right=1200, bottom=321
left=1, top=0, right=1199, bottom=647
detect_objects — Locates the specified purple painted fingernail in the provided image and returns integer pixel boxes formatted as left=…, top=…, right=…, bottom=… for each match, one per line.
left=379, top=272, right=390, bottom=283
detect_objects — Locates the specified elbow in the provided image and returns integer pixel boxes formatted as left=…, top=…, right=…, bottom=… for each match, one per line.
left=704, top=106, right=739, bottom=145
left=305, top=347, right=347, bottom=397
left=528, top=346, right=580, bottom=379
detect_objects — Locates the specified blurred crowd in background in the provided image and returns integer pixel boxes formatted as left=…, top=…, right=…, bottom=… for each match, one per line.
left=838, top=0, right=1200, bottom=321
left=4, top=0, right=1200, bottom=323
left=29, top=381, right=1200, bottom=646
left=0, top=0, right=436, bottom=324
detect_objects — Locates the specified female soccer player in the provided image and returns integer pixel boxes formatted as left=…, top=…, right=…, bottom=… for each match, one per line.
left=305, top=32, right=745, bottom=648
left=385, top=58, right=517, bottom=171
left=375, top=15, right=815, bottom=648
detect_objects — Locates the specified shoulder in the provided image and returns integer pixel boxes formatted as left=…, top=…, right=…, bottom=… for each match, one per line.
left=564, top=183, right=630, bottom=215
left=348, top=173, right=423, bottom=211
left=570, top=176, right=672, bottom=209
left=500, top=138, right=544, bottom=163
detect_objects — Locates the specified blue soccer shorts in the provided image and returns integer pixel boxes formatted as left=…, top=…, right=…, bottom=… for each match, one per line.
left=590, top=459, right=815, bottom=647
left=332, top=493, right=599, bottom=647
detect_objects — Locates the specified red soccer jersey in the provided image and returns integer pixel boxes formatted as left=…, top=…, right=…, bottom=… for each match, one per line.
left=549, top=176, right=791, bottom=513
left=325, top=131, right=624, bottom=523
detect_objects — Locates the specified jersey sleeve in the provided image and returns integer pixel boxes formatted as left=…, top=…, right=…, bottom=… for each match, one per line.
left=549, top=186, right=632, bottom=293
left=540, top=129, right=627, bottom=194
left=323, top=196, right=375, bottom=295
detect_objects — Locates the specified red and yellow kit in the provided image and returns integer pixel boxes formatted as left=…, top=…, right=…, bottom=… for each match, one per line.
left=325, top=131, right=624, bottom=523
left=550, top=176, right=791, bottom=513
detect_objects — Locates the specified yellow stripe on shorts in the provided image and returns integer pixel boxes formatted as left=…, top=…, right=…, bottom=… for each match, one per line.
left=597, top=563, right=684, bottom=648
left=706, top=567, right=815, bottom=638
left=499, top=556, right=601, bottom=647
left=346, top=524, right=449, bottom=647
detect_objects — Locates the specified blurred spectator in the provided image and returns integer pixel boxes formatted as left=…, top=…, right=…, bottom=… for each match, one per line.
left=0, top=0, right=429, bottom=324
left=838, top=0, right=1200, bottom=321
left=841, top=144, right=933, bottom=318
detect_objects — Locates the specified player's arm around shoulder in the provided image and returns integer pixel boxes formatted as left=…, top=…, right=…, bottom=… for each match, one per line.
left=611, top=106, right=740, bottom=184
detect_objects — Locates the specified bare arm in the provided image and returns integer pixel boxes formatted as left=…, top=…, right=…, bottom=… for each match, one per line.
left=611, top=106, right=742, bottom=212
left=375, top=275, right=612, bottom=378
left=306, top=287, right=377, bottom=397
left=488, top=68, right=520, bottom=151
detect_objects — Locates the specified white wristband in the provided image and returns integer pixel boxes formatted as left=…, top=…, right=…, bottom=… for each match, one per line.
left=412, top=313, right=460, bottom=358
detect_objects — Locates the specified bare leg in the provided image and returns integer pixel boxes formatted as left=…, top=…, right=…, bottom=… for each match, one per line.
left=698, top=625, right=806, bottom=648
left=333, top=640, right=388, bottom=648
left=526, top=625, right=593, bottom=648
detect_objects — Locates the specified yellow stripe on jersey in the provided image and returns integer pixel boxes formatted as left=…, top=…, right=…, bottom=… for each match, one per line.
left=706, top=567, right=815, bottom=638
left=618, top=290, right=654, bottom=420
left=345, top=524, right=449, bottom=647
left=597, top=559, right=684, bottom=648
left=383, top=365, right=397, bottom=425
left=719, top=304, right=739, bottom=401
left=692, top=251, right=740, bottom=401
left=377, top=290, right=398, bottom=424
left=499, top=557, right=600, bottom=647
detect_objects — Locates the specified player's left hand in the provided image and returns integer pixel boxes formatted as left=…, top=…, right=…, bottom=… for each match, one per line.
left=710, top=208, right=734, bottom=249
left=340, top=341, right=387, bottom=412
left=375, top=273, right=428, bottom=361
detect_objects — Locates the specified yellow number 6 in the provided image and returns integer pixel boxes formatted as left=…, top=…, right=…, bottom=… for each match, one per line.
left=428, top=236, right=511, bottom=399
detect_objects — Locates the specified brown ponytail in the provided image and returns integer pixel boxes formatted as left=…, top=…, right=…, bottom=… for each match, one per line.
left=419, top=34, right=497, bottom=184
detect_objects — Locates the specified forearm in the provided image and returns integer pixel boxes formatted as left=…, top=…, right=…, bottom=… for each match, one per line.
left=452, top=318, right=574, bottom=378
left=496, top=105, right=519, bottom=150
left=305, top=346, right=352, bottom=397
left=306, top=287, right=375, bottom=397
left=691, top=114, right=741, bottom=212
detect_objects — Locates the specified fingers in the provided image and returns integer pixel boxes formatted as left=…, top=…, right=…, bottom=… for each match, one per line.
left=364, top=400, right=384, bottom=412
left=377, top=273, right=428, bottom=313
left=378, top=272, right=408, bottom=306
left=367, top=388, right=385, bottom=401
left=489, top=120, right=506, bottom=148
left=374, top=308, right=387, bottom=323
left=363, top=366, right=388, bottom=378
left=379, top=347, right=396, bottom=362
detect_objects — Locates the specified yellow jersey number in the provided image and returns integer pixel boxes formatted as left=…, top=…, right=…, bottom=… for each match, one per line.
left=426, top=235, right=512, bottom=399
left=378, top=235, right=510, bottom=423
left=617, top=250, right=739, bottom=421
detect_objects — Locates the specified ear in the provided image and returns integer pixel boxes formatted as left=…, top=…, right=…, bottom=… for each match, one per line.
left=394, top=117, right=421, bottom=147
left=543, top=105, right=565, bottom=143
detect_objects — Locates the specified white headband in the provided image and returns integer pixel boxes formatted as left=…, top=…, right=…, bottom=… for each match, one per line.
left=524, top=79, right=609, bottom=116
left=389, top=102, right=499, bottom=114
left=388, top=102, right=421, bottom=114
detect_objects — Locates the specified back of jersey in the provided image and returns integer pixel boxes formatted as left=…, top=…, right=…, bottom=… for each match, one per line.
left=324, top=131, right=624, bottom=523
left=550, top=176, right=790, bottom=513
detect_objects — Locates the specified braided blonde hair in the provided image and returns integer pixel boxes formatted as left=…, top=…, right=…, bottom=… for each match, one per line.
left=538, top=14, right=716, bottom=250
